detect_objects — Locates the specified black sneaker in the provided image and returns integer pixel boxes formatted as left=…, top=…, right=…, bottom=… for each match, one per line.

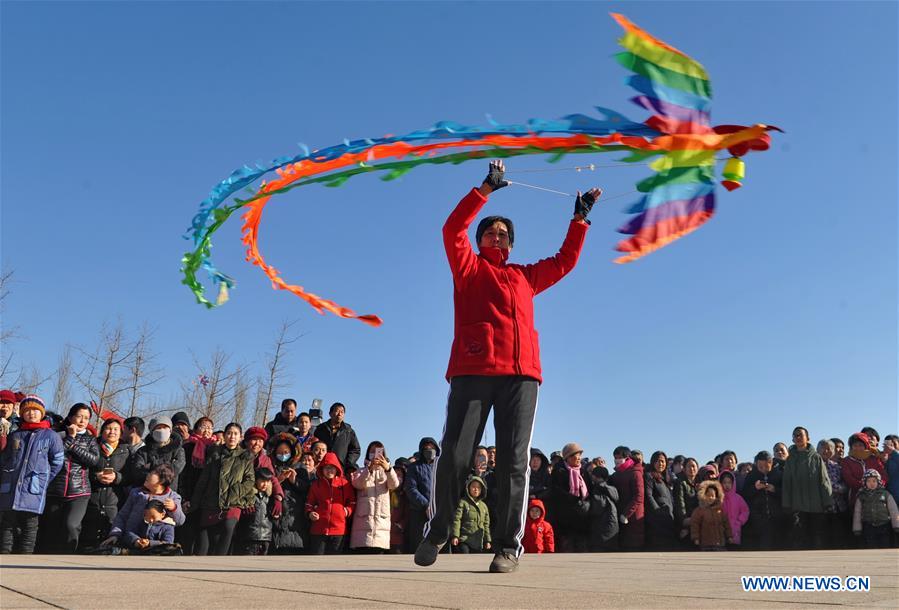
left=414, top=539, right=444, bottom=566
left=488, top=551, right=519, bottom=573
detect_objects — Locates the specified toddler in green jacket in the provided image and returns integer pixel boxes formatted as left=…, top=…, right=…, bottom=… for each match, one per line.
left=451, top=476, right=492, bottom=553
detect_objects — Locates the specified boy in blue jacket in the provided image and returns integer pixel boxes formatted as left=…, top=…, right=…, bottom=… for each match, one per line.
left=0, top=396, right=65, bottom=554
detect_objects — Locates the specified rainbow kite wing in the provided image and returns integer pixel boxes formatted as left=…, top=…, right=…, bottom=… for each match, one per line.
left=610, top=13, right=718, bottom=263
left=181, top=13, right=778, bottom=324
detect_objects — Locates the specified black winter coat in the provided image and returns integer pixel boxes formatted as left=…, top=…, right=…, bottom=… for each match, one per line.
left=313, top=421, right=361, bottom=473
left=271, top=464, right=310, bottom=551
left=241, top=492, right=273, bottom=542
left=264, top=414, right=302, bottom=444
left=588, top=481, right=619, bottom=549
left=741, top=467, right=783, bottom=522
left=673, top=474, right=698, bottom=530
left=528, top=448, right=551, bottom=500
left=644, top=472, right=675, bottom=548
left=48, top=432, right=101, bottom=499
left=548, top=462, right=591, bottom=536
left=89, top=442, right=132, bottom=513
left=128, top=434, right=186, bottom=491
left=177, top=440, right=204, bottom=500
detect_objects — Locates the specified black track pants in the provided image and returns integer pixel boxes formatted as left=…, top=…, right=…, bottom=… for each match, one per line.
left=424, top=375, right=538, bottom=557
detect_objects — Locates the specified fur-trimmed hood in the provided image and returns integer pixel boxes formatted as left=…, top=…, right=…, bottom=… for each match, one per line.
left=271, top=432, right=302, bottom=466
left=697, top=479, right=724, bottom=509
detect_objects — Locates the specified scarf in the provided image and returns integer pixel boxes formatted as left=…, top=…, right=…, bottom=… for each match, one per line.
left=19, top=420, right=51, bottom=431
left=568, top=465, right=588, bottom=499
left=100, top=440, right=119, bottom=456
left=189, top=434, right=217, bottom=468
left=614, top=457, right=635, bottom=473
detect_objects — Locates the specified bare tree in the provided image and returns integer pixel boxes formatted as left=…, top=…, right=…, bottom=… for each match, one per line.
left=232, top=367, right=250, bottom=428
left=0, top=269, right=16, bottom=345
left=125, top=323, right=165, bottom=417
left=252, top=320, right=301, bottom=427
left=18, top=363, right=52, bottom=396
left=182, top=348, right=246, bottom=424
left=0, top=269, right=20, bottom=387
left=74, top=320, right=136, bottom=412
left=52, top=346, right=74, bottom=412
left=0, top=353, right=19, bottom=389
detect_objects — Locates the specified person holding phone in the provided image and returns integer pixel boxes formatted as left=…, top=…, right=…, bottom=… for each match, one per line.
left=83, top=418, right=131, bottom=548
left=415, top=160, right=599, bottom=573
left=350, top=441, right=399, bottom=553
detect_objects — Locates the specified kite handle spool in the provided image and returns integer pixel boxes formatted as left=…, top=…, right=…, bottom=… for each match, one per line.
left=721, top=156, right=745, bottom=191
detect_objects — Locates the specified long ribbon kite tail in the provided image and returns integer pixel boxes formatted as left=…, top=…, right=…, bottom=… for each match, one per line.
left=180, top=13, right=778, bottom=320
left=239, top=192, right=383, bottom=327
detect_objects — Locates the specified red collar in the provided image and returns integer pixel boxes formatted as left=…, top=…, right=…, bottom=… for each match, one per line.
left=479, top=246, right=510, bottom=266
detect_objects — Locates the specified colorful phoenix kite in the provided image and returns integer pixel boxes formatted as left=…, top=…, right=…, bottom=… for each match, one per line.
left=182, top=13, right=779, bottom=326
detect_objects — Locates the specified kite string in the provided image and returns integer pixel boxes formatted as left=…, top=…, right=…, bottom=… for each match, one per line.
left=505, top=156, right=733, bottom=175
left=506, top=180, right=572, bottom=197
left=505, top=164, right=597, bottom=174
left=507, top=180, right=638, bottom=203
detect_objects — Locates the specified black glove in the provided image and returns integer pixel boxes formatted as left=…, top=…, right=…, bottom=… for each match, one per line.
left=483, top=160, right=509, bottom=191
left=574, top=190, right=598, bottom=224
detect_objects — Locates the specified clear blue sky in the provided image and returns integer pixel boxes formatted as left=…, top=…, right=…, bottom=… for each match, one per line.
left=2, top=1, right=896, bottom=464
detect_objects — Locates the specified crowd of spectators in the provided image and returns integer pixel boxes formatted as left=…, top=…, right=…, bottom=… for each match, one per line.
left=1, top=391, right=896, bottom=556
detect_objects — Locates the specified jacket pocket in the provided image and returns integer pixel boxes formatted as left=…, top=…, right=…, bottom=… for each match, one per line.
left=454, top=322, right=495, bottom=368
left=26, top=472, right=47, bottom=495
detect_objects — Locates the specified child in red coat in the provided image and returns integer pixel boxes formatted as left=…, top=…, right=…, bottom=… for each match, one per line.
left=305, top=452, right=356, bottom=554
left=522, top=498, right=554, bottom=554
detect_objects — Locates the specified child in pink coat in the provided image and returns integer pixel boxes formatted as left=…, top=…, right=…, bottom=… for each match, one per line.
left=719, top=471, right=749, bottom=546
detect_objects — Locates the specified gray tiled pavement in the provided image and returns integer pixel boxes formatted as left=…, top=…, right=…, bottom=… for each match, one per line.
left=1, top=550, right=897, bottom=608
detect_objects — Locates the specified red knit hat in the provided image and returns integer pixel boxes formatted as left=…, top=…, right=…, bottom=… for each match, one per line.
left=245, top=426, right=268, bottom=442
left=849, top=432, right=871, bottom=447
left=0, top=390, right=16, bottom=404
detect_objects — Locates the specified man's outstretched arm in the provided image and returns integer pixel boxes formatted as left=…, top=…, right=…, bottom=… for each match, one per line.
left=442, top=160, right=509, bottom=282
left=524, top=188, right=601, bottom=295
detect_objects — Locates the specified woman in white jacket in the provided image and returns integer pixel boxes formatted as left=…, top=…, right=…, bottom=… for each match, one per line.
left=350, top=441, right=400, bottom=552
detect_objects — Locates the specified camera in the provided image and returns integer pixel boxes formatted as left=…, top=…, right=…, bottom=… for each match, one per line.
left=309, top=398, right=323, bottom=426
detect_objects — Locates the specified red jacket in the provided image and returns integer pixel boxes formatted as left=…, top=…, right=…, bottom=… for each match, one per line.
left=522, top=498, right=555, bottom=554
left=443, top=188, right=588, bottom=383
left=305, top=452, right=356, bottom=536
left=842, top=454, right=887, bottom=507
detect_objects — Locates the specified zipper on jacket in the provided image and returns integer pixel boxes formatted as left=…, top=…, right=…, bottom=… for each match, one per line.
left=504, top=269, right=522, bottom=375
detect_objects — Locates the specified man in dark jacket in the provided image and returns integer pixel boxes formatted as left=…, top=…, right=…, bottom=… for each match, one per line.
left=313, top=402, right=360, bottom=474
left=404, top=437, right=439, bottom=553
left=264, top=398, right=300, bottom=442
left=528, top=448, right=551, bottom=500
left=415, top=160, right=599, bottom=573
left=127, top=416, right=186, bottom=492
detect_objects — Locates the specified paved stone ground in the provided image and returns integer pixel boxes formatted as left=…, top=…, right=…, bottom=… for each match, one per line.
left=1, top=550, right=897, bottom=609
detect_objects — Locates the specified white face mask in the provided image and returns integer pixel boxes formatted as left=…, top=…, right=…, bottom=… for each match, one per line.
left=152, top=428, right=171, bottom=444
left=614, top=458, right=625, bottom=466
